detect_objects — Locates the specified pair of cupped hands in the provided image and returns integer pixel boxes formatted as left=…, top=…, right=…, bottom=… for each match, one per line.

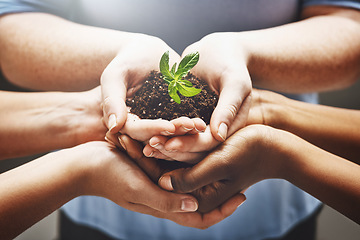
left=89, top=33, right=268, bottom=229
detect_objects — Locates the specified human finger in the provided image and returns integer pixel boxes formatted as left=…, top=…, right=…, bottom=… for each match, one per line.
left=209, top=71, right=251, bottom=142
left=158, top=146, right=231, bottom=193
left=100, top=60, right=128, bottom=133
left=121, top=113, right=175, bottom=141
left=163, top=127, right=219, bottom=153
left=144, top=142, right=206, bottom=163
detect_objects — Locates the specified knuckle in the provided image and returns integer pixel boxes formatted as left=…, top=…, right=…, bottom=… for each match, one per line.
left=157, top=199, right=175, bottom=213
left=172, top=168, right=196, bottom=193
left=102, top=96, right=115, bottom=113
left=222, top=103, right=239, bottom=120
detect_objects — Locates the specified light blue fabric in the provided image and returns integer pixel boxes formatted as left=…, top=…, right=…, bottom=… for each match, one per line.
left=304, top=0, right=360, bottom=9
left=1, top=0, right=358, bottom=239
left=63, top=181, right=320, bottom=240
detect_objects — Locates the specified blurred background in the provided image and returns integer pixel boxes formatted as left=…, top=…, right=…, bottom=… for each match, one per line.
left=0, top=74, right=359, bottom=239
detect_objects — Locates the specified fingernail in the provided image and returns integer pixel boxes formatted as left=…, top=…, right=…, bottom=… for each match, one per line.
left=146, top=151, right=154, bottom=157
left=108, top=114, right=117, bottom=131
left=149, top=142, right=161, bottom=148
left=118, top=136, right=127, bottom=151
left=104, top=136, right=115, bottom=147
left=237, top=199, right=246, bottom=208
left=182, top=126, right=193, bottom=132
left=181, top=198, right=198, bottom=212
left=159, top=175, right=173, bottom=191
left=194, top=126, right=204, bottom=133
left=217, top=123, right=228, bottom=141
left=160, top=130, right=174, bottom=136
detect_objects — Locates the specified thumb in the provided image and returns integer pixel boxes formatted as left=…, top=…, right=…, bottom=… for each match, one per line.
left=101, top=61, right=128, bottom=133
left=139, top=183, right=199, bottom=213
left=158, top=150, right=227, bottom=193
left=210, top=71, right=252, bottom=142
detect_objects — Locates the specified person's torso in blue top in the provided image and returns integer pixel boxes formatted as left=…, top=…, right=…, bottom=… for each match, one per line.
left=1, top=0, right=359, bottom=239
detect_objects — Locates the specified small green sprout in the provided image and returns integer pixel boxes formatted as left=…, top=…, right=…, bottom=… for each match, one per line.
left=159, top=51, right=201, bottom=104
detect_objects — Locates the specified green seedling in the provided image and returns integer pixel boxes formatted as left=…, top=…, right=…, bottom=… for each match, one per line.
left=159, top=51, right=201, bottom=104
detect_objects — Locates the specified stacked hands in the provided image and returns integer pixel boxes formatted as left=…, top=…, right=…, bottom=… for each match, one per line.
left=1, top=6, right=360, bottom=239
left=91, top=34, right=270, bottom=228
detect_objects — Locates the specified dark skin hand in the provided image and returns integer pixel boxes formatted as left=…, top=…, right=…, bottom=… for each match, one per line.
left=106, top=132, right=245, bottom=213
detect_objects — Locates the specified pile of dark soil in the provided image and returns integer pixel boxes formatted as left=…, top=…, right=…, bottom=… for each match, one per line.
left=126, top=71, right=218, bottom=125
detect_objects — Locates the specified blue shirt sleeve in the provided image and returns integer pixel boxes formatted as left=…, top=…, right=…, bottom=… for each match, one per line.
left=0, top=0, right=71, bottom=17
left=303, top=0, right=360, bottom=10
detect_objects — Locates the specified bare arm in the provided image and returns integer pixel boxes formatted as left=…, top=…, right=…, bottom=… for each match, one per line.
left=0, top=12, right=129, bottom=90
left=0, top=141, right=246, bottom=239
left=0, top=88, right=106, bottom=160
left=0, top=12, right=180, bottom=132
left=244, top=5, right=360, bottom=92
left=249, top=89, right=360, bottom=164
left=158, top=5, right=360, bottom=156
left=159, top=125, right=360, bottom=223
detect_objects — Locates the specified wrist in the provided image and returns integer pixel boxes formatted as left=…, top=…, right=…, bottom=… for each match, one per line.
left=257, top=90, right=291, bottom=130
left=49, top=91, right=105, bottom=147
left=238, top=125, right=285, bottom=180
left=266, top=128, right=306, bottom=181
left=67, top=142, right=118, bottom=198
left=52, top=145, right=99, bottom=198
left=251, top=125, right=292, bottom=180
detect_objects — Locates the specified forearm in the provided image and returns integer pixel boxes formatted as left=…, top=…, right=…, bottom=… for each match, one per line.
left=0, top=12, right=136, bottom=90
left=274, top=130, right=360, bottom=224
left=0, top=149, right=86, bottom=239
left=0, top=90, right=105, bottom=160
left=258, top=90, right=360, bottom=163
left=241, top=6, right=360, bottom=92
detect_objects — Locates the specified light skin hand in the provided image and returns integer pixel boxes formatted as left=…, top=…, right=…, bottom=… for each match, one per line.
left=101, top=35, right=180, bottom=134
left=181, top=33, right=253, bottom=142
left=145, top=5, right=360, bottom=162
left=143, top=89, right=261, bottom=163
left=79, top=142, right=201, bottom=215
left=142, top=37, right=254, bottom=161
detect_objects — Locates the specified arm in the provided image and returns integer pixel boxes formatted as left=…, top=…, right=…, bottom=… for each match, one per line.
left=181, top=5, right=360, bottom=142
left=0, top=12, right=126, bottom=91
left=0, top=87, right=182, bottom=160
left=0, top=88, right=106, bottom=160
left=150, top=87, right=360, bottom=163
left=245, top=5, right=360, bottom=92
left=249, top=89, right=360, bottom=164
left=0, top=12, right=179, bottom=132
left=0, top=141, right=245, bottom=239
left=159, top=125, right=360, bottom=223
left=145, top=5, right=360, bottom=161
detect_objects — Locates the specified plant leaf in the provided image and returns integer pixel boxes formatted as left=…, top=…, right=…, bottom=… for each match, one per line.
left=159, top=51, right=174, bottom=80
left=175, top=52, right=199, bottom=79
left=163, top=76, right=172, bottom=84
left=170, top=63, right=177, bottom=76
left=179, top=79, right=193, bottom=87
left=168, top=83, right=181, bottom=104
left=178, top=84, right=202, bottom=97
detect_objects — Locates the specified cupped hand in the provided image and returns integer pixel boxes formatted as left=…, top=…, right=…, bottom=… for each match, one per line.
left=181, top=32, right=252, bottom=143
left=144, top=32, right=253, bottom=161
left=157, top=125, right=280, bottom=213
left=77, top=141, right=199, bottom=215
left=143, top=89, right=269, bottom=163
left=111, top=134, right=246, bottom=214
left=100, top=34, right=180, bottom=134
